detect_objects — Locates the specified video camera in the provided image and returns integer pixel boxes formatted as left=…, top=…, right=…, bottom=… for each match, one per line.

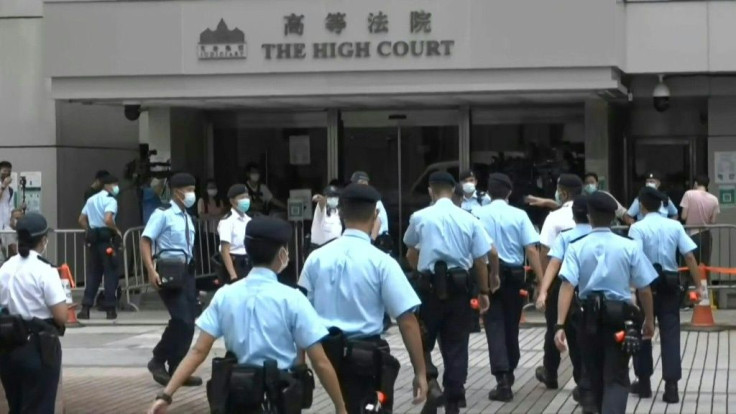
left=124, top=144, right=171, bottom=188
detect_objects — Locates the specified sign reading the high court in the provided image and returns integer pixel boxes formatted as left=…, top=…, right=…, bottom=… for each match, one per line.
left=260, top=10, right=455, bottom=60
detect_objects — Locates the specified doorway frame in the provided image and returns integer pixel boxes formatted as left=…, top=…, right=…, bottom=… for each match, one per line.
left=627, top=136, right=698, bottom=201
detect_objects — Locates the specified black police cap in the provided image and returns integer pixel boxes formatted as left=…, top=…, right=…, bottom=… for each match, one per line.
left=169, top=173, right=196, bottom=189
left=572, top=195, right=588, bottom=216
left=95, top=170, right=110, bottom=180
left=16, top=213, right=50, bottom=238
left=638, top=186, right=667, bottom=202
left=558, top=173, right=583, bottom=189
left=453, top=183, right=464, bottom=198
left=227, top=184, right=247, bottom=199
left=587, top=191, right=618, bottom=213
left=645, top=171, right=661, bottom=181
left=428, top=171, right=456, bottom=187
left=100, top=175, right=119, bottom=185
left=323, top=185, right=340, bottom=197
left=488, top=173, right=512, bottom=191
left=340, top=183, right=380, bottom=203
left=245, top=216, right=292, bottom=245
left=459, top=170, right=475, bottom=181
left=350, top=171, right=370, bottom=184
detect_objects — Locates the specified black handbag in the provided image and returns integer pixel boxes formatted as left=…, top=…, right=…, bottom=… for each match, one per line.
left=155, top=249, right=190, bottom=290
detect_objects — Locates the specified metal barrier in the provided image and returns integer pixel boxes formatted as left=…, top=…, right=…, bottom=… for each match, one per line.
left=122, top=217, right=221, bottom=311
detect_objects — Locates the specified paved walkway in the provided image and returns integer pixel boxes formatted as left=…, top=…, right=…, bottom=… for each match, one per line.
left=17, top=317, right=735, bottom=414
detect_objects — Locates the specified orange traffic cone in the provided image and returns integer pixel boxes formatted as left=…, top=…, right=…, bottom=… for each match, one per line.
left=690, top=264, right=715, bottom=329
left=58, top=264, right=83, bottom=328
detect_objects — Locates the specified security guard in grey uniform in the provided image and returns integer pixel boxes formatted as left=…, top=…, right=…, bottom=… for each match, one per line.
left=404, top=171, right=494, bottom=414
left=0, top=213, right=68, bottom=414
left=147, top=216, right=347, bottom=414
left=299, top=184, right=427, bottom=414
left=78, top=174, right=122, bottom=320
left=141, top=172, right=202, bottom=387
left=629, top=187, right=703, bottom=404
left=474, top=173, right=544, bottom=401
left=554, top=191, right=657, bottom=414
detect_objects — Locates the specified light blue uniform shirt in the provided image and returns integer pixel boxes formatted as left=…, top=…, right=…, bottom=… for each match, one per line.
left=81, top=190, right=117, bottom=229
left=141, top=202, right=196, bottom=260
left=299, top=229, right=420, bottom=338
left=548, top=224, right=592, bottom=261
left=627, top=197, right=678, bottom=221
left=197, top=267, right=328, bottom=369
left=403, top=198, right=492, bottom=273
left=629, top=213, right=697, bottom=272
left=559, top=228, right=658, bottom=302
left=474, top=199, right=538, bottom=266
left=461, top=191, right=491, bottom=214
left=376, top=200, right=389, bottom=235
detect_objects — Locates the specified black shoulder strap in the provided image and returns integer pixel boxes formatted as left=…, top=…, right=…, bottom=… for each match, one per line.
left=37, top=256, right=56, bottom=268
left=221, top=211, right=233, bottom=220
left=157, top=202, right=173, bottom=211
left=560, top=228, right=572, bottom=234
left=569, top=233, right=590, bottom=244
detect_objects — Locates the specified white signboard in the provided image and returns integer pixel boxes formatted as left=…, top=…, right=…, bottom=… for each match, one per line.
left=715, top=152, right=736, bottom=184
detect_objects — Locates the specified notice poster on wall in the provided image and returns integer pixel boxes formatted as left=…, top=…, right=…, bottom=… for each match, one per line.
left=289, top=135, right=310, bottom=165
left=715, top=152, right=736, bottom=184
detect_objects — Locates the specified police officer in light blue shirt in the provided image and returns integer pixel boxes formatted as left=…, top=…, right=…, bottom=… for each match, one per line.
left=350, top=171, right=389, bottom=239
left=629, top=186, right=703, bottom=405
left=78, top=174, right=122, bottom=320
left=299, top=183, right=427, bottom=413
left=624, top=172, right=678, bottom=223
left=535, top=195, right=591, bottom=400
left=554, top=191, right=657, bottom=414
left=404, top=171, right=494, bottom=414
left=147, top=216, right=347, bottom=414
left=459, top=170, right=491, bottom=214
left=474, top=173, right=543, bottom=402
left=140, top=172, right=201, bottom=388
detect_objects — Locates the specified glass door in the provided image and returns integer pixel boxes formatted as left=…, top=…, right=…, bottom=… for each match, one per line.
left=340, top=110, right=459, bottom=259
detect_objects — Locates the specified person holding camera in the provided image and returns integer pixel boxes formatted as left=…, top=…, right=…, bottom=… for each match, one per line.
left=140, top=172, right=202, bottom=388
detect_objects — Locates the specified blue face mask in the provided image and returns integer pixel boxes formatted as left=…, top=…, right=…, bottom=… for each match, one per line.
left=237, top=199, right=251, bottom=213
left=183, top=192, right=196, bottom=208
left=111, top=185, right=120, bottom=196
left=584, top=184, right=597, bottom=195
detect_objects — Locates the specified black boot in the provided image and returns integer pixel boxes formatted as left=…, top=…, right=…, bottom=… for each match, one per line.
left=106, top=308, right=117, bottom=320
left=488, top=373, right=513, bottom=402
left=535, top=366, right=559, bottom=389
left=630, top=378, right=652, bottom=398
left=77, top=306, right=90, bottom=320
left=663, top=381, right=679, bottom=404
left=147, top=358, right=170, bottom=386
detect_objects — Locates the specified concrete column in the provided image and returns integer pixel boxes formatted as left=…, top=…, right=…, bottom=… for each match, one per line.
left=139, top=107, right=172, bottom=163
left=584, top=99, right=610, bottom=189
left=327, top=109, right=339, bottom=181
left=459, top=107, right=471, bottom=172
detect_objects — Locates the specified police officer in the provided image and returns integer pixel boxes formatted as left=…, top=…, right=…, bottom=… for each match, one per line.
left=404, top=171, right=493, bottom=414
left=624, top=172, right=678, bottom=224
left=217, top=184, right=252, bottom=283
left=535, top=195, right=591, bottom=401
left=78, top=174, right=122, bottom=320
left=629, top=187, right=704, bottom=404
left=459, top=170, right=491, bottom=214
left=147, top=216, right=347, bottom=414
left=474, top=173, right=543, bottom=401
left=0, top=213, right=67, bottom=413
left=141, top=172, right=202, bottom=387
left=536, top=173, right=581, bottom=388
left=299, top=183, right=427, bottom=413
left=554, top=191, right=657, bottom=414
left=350, top=171, right=389, bottom=241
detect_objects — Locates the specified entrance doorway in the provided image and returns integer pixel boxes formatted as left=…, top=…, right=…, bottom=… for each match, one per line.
left=340, top=110, right=460, bottom=258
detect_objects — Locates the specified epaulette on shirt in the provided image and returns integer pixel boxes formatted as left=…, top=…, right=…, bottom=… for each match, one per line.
left=221, top=211, right=233, bottom=220
left=37, top=256, right=56, bottom=268
left=560, top=228, right=572, bottom=233
left=569, top=233, right=590, bottom=244
left=158, top=203, right=173, bottom=211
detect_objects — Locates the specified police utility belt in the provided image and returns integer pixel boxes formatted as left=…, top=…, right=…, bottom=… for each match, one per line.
left=207, top=352, right=315, bottom=414
left=0, top=312, right=63, bottom=367
left=652, top=263, right=681, bottom=294
left=86, top=227, right=116, bottom=245
left=498, top=261, right=526, bottom=288
left=154, top=249, right=194, bottom=290
left=412, top=261, right=471, bottom=301
left=581, top=292, right=642, bottom=336
left=322, top=328, right=401, bottom=406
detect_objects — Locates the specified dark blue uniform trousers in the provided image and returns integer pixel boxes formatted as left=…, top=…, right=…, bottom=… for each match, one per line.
left=543, top=278, right=582, bottom=383
left=419, top=292, right=473, bottom=399
left=484, top=282, right=523, bottom=377
left=578, top=323, right=631, bottom=413
left=0, top=335, right=62, bottom=414
left=82, top=241, right=120, bottom=309
left=634, top=289, right=681, bottom=382
left=153, top=274, right=197, bottom=374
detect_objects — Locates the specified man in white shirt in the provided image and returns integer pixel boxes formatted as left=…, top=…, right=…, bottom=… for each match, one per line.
left=0, top=162, right=17, bottom=256
left=310, top=185, right=343, bottom=250
left=217, top=184, right=252, bottom=282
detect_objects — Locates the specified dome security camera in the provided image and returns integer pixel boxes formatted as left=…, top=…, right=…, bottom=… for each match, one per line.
left=124, top=105, right=141, bottom=121
left=653, top=75, right=670, bottom=113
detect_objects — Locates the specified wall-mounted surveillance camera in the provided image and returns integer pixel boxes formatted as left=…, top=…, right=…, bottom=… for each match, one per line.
left=124, top=104, right=141, bottom=121
left=653, top=74, right=670, bottom=113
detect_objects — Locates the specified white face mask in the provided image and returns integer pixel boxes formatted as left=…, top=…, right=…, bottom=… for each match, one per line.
left=462, top=182, right=476, bottom=194
left=326, top=197, right=339, bottom=209
left=207, top=188, right=217, bottom=197
left=278, top=248, right=289, bottom=273
left=646, top=182, right=658, bottom=189
left=183, top=191, right=196, bottom=208
left=250, top=173, right=260, bottom=182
